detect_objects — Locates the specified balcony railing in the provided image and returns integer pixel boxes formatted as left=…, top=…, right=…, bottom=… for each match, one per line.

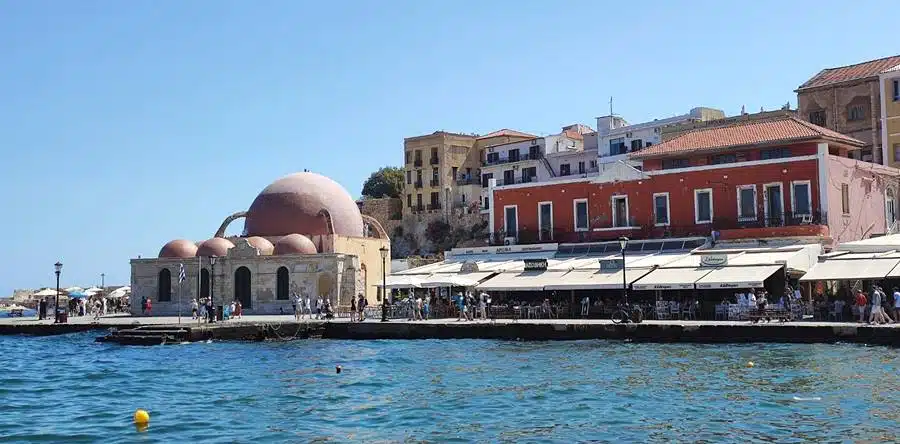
left=487, top=211, right=827, bottom=246
left=483, top=152, right=543, bottom=167
left=414, top=180, right=423, bottom=189
left=414, top=159, right=423, bottom=167
left=495, top=176, right=537, bottom=186
left=427, top=203, right=442, bottom=211
left=430, top=156, right=439, bottom=165
left=430, top=179, right=440, bottom=187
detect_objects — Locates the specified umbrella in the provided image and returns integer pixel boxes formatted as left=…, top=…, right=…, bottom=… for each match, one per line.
left=84, top=287, right=103, bottom=293
left=64, top=286, right=83, bottom=293
left=68, top=291, right=88, bottom=299
left=384, top=275, right=422, bottom=289
left=107, top=287, right=130, bottom=298
left=32, top=288, right=58, bottom=297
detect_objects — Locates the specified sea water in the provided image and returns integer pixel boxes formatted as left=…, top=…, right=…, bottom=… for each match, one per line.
left=1, top=333, right=898, bottom=442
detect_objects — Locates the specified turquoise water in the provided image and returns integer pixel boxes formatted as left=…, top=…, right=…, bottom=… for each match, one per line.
left=1, top=333, right=898, bottom=443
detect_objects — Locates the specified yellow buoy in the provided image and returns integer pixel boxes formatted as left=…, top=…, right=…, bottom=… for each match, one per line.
left=133, top=409, right=150, bottom=425
left=747, top=361, right=755, bottom=368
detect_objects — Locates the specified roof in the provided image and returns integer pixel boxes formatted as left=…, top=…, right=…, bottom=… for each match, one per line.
left=797, top=55, right=900, bottom=90
left=883, top=64, right=900, bottom=74
left=562, top=129, right=584, bottom=141
left=477, top=129, right=537, bottom=140
left=629, top=115, right=864, bottom=159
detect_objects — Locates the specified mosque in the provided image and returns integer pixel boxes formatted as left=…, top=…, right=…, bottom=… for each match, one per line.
left=130, top=172, right=390, bottom=316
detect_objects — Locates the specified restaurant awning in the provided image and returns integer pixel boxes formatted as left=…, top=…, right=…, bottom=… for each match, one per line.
left=799, top=258, right=900, bottom=281
left=631, top=267, right=714, bottom=291
left=476, top=271, right=569, bottom=291
left=418, top=272, right=494, bottom=288
left=384, top=275, right=423, bottom=289
left=695, top=265, right=783, bottom=289
left=544, top=268, right=654, bottom=290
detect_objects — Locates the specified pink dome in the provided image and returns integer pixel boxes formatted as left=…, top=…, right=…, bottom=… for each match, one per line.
left=273, top=234, right=318, bottom=255
left=158, top=239, right=198, bottom=258
left=245, top=236, right=274, bottom=255
left=243, top=172, right=364, bottom=238
left=196, top=237, right=235, bottom=257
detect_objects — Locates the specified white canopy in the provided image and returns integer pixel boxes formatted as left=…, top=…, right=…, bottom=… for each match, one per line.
left=695, top=265, right=783, bottom=289
left=799, top=258, right=900, bottom=281
left=544, top=268, right=654, bottom=290
left=64, top=286, right=83, bottom=293
left=384, top=275, right=423, bottom=289
left=631, top=267, right=714, bottom=291
left=418, top=272, right=493, bottom=288
left=84, top=287, right=103, bottom=293
left=32, top=288, right=58, bottom=297
left=107, top=287, right=131, bottom=298
left=476, top=271, right=569, bottom=291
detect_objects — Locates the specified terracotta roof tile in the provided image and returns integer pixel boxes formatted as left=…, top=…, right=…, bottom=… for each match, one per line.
left=629, top=116, right=864, bottom=160
left=478, top=129, right=537, bottom=139
left=797, top=55, right=900, bottom=90
left=562, top=129, right=584, bottom=141
left=883, top=64, right=900, bottom=74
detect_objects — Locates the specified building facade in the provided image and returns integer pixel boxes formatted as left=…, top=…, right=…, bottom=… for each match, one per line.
left=487, top=115, right=900, bottom=248
left=796, top=55, right=900, bottom=165
left=596, top=107, right=725, bottom=170
left=880, top=64, right=900, bottom=169
left=131, top=172, right=391, bottom=316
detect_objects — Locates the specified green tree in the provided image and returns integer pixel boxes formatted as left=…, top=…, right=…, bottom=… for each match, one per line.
left=361, top=166, right=404, bottom=198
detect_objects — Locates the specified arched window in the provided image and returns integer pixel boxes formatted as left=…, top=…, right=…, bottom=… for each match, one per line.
left=887, top=188, right=896, bottom=229
left=158, top=268, right=171, bottom=302
left=200, top=269, right=210, bottom=299
left=234, top=266, right=252, bottom=309
left=276, top=267, right=289, bottom=300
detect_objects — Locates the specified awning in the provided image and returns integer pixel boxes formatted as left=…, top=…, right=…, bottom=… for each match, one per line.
left=695, top=265, right=783, bottom=289
left=631, top=267, right=714, bottom=291
left=384, top=275, right=423, bottom=289
left=476, top=271, right=569, bottom=291
left=800, top=258, right=900, bottom=281
left=418, top=272, right=494, bottom=288
left=544, top=268, right=654, bottom=290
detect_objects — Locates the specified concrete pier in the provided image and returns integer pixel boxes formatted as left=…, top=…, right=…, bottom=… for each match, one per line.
left=2, top=315, right=899, bottom=346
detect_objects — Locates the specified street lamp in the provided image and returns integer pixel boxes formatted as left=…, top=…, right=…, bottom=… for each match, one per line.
left=209, top=255, right=217, bottom=323
left=379, top=245, right=388, bottom=322
left=54, top=261, right=63, bottom=323
left=618, top=237, right=629, bottom=306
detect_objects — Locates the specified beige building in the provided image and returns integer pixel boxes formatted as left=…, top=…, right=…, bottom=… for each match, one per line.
left=879, top=63, right=900, bottom=168
left=796, top=55, right=900, bottom=164
left=130, top=172, right=390, bottom=316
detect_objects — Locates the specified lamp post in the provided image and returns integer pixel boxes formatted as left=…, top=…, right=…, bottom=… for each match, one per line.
left=54, top=261, right=63, bottom=323
left=618, top=237, right=629, bottom=306
left=209, top=255, right=217, bottom=323
left=380, top=245, right=388, bottom=322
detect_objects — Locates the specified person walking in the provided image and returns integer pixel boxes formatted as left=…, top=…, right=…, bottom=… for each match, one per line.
left=894, top=287, right=900, bottom=323
left=350, top=294, right=358, bottom=322
left=358, top=294, right=367, bottom=321
left=581, top=296, right=590, bottom=317
left=855, top=290, right=868, bottom=323
left=423, top=294, right=430, bottom=320
left=191, top=299, right=199, bottom=319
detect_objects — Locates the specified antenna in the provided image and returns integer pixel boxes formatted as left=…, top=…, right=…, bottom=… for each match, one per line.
left=609, top=96, right=614, bottom=116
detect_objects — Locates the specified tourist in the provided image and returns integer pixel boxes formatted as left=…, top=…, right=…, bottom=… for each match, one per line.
left=414, top=296, right=423, bottom=320
left=748, top=289, right=757, bottom=308
left=357, top=294, right=367, bottom=321
left=229, top=301, right=236, bottom=320
left=894, top=287, right=900, bottom=323
left=304, top=296, right=313, bottom=319
left=206, top=298, right=214, bottom=323
left=455, top=292, right=466, bottom=321
left=38, top=298, right=46, bottom=320
left=350, top=294, right=357, bottom=322
left=199, top=298, right=208, bottom=321
left=423, top=294, right=430, bottom=320
left=145, top=298, right=152, bottom=316
left=581, top=296, right=589, bottom=317
left=478, top=292, right=487, bottom=320
left=291, top=294, right=298, bottom=319
left=191, top=299, right=199, bottom=319
left=141, top=296, right=147, bottom=315
left=855, top=290, right=868, bottom=323
left=93, top=299, right=102, bottom=320
left=315, top=296, right=323, bottom=320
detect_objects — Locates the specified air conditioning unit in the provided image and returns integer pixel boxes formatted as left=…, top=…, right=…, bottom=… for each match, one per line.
left=504, top=236, right=517, bottom=246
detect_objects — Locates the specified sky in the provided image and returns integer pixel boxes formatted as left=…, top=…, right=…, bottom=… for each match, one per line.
left=0, top=0, right=895, bottom=293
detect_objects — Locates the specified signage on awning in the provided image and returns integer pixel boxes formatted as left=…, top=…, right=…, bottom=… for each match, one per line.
left=460, top=261, right=479, bottom=273
left=599, top=258, right=624, bottom=272
left=523, top=259, right=548, bottom=271
left=700, top=254, right=728, bottom=267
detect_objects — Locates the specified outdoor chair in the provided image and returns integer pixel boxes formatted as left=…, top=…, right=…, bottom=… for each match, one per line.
left=714, top=304, right=726, bottom=320
left=655, top=301, right=670, bottom=320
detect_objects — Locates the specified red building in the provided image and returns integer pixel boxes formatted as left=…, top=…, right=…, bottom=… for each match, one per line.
left=489, top=115, right=900, bottom=247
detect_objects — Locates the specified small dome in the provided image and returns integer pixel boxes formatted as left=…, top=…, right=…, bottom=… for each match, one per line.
left=243, top=172, right=364, bottom=238
left=245, top=236, right=274, bottom=255
left=196, top=237, right=235, bottom=257
left=159, top=239, right=198, bottom=258
left=273, top=234, right=318, bottom=255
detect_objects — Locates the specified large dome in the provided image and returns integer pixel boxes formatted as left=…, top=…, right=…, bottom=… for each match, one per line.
left=159, top=239, right=198, bottom=258
left=273, top=234, right=318, bottom=255
left=196, top=237, right=235, bottom=257
left=243, top=172, right=364, bottom=238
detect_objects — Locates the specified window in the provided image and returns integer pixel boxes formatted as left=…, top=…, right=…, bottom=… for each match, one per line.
left=414, top=150, right=422, bottom=163
left=481, top=173, right=493, bottom=187
left=486, top=152, right=500, bottom=164
left=646, top=142, right=653, bottom=147
left=276, top=266, right=290, bottom=300
left=560, top=163, right=571, bottom=176
left=711, top=154, right=737, bottom=165
left=694, top=189, right=713, bottom=224
left=538, top=202, right=553, bottom=240
left=503, top=170, right=515, bottom=185
left=630, top=139, right=643, bottom=151
left=574, top=199, right=589, bottom=231
left=894, top=80, right=899, bottom=101
left=405, top=151, right=411, bottom=164
left=662, top=158, right=690, bottom=169
left=609, top=138, right=627, bottom=155
left=406, top=170, right=411, bottom=184
left=590, top=160, right=597, bottom=169
left=430, top=147, right=439, bottom=164
left=612, top=195, right=629, bottom=227
left=653, top=193, right=670, bottom=226
left=761, top=148, right=791, bottom=160
left=578, top=161, right=586, bottom=174
left=158, top=268, right=171, bottom=302
left=416, top=194, right=422, bottom=208
left=841, top=184, right=850, bottom=215
left=529, top=145, right=541, bottom=159
left=791, top=181, right=811, bottom=216
left=451, top=166, right=458, bottom=180
left=894, top=144, right=900, bottom=163
left=407, top=194, right=412, bottom=208
left=521, top=167, right=536, bottom=183
left=504, top=205, right=518, bottom=237
left=416, top=170, right=422, bottom=183
left=432, top=168, right=439, bottom=183
left=508, top=149, right=520, bottom=162
left=430, top=192, right=439, bottom=207
left=737, top=185, right=757, bottom=220
left=809, top=110, right=826, bottom=126
left=848, top=104, right=865, bottom=122
left=887, top=189, right=896, bottom=229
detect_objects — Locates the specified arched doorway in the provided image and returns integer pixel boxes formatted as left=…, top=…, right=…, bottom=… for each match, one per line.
left=234, top=266, right=252, bottom=309
left=158, top=269, right=171, bottom=301
left=200, top=269, right=210, bottom=299
left=276, top=267, right=289, bottom=300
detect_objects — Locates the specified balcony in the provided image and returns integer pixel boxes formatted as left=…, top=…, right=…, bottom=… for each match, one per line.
left=483, top=152, right=543, bottom=167
left=430, top=156, right=439, bottom=165
left=412, top=204, right=424, bottom=213
left=427, top=203, right=442, bottom=211
left=414, top=159, right=423, bottom=167
left=414, top=180, right=423, bottom=189
left=430, top=179, right=440, bottom=187
left=456, top=176, right=478, bottom=186
left=495, top=176, right=537, bottom=186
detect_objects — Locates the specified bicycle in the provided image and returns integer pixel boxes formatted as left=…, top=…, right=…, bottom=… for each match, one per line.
left=611, top=304, right=644, bottom=324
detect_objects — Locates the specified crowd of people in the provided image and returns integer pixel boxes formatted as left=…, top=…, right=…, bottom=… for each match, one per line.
left=851, top=286, right=900, bottom=324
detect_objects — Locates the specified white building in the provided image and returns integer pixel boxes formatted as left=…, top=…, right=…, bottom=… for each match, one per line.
left=596, top=107, right=725, bottom=170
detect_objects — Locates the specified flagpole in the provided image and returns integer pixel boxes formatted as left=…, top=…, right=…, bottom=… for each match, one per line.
left=198, top=256, right=202, bottom=326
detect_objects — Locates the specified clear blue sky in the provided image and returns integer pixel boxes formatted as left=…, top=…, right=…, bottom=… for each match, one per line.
left=0, top=0, right=894, bottom=293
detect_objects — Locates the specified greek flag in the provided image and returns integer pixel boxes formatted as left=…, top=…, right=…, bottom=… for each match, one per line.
left=179, top=263, right=186, bottom=284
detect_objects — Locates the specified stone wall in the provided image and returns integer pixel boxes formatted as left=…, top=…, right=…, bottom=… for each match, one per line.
left=357, top=197, right=402, bottom=237
left=797, top=79, right=882, bottom=162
